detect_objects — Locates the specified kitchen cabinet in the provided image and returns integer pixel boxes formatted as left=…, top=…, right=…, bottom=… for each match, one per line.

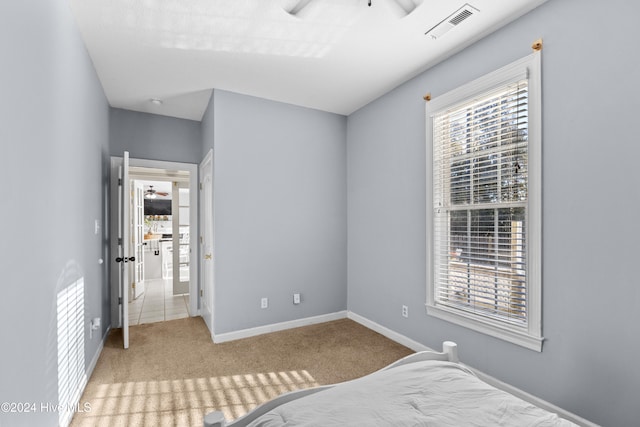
left=143, top=239, right=162, bottom=279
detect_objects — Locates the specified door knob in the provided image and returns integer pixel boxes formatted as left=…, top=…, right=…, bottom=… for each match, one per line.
left=204, top=254, right=212, bottom=260
left=115, top=256, right=136, bottom=263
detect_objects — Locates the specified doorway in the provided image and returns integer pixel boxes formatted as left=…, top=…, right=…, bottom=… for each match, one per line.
left=110, top=156, right=199, bottom=345
left=129, top=178, right=191, bottom=325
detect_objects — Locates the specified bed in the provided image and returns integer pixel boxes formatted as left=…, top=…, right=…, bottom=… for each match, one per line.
left=203, top=342, right=579, bottom=427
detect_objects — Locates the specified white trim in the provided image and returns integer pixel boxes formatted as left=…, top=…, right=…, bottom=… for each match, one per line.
left=87, top=326, right=110, bottom=380
left=199, top=149, right=214, bottom=341
left=427, top=53, right=536, bottom=112
left=347, top=312, right=431, bottom=352
left=208, top=311, right=590, bottom=425
left=470, top=369, right=599, bottom=427
left=59, top=375, right=87, bottom=427
left=426, top=51, right=543, bottom=351
left=110, top=156, right=199, bottom=322
left=213, top=311, right=348, bottom=343
left=346, top=313, right=593, bottom=426
left=60, top=326, right=110, bottom=427
left=426, top=304, right=543, bottom=351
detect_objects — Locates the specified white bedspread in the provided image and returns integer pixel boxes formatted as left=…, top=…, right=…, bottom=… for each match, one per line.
left=247, top=360, right=577, bottom=426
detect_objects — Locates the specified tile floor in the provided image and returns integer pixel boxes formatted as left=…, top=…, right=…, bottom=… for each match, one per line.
left=128, top=278, right=190, bottom=325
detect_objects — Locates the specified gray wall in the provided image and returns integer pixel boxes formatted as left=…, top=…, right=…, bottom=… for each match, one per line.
left=3, top=0, right=635, bottom=425
left=347, top=0, right=640, bottom=425
left=204, top=90, right=348, bottom=334
left=0, top=0, right=110, bottom=425
left=110, top=108, right=202, bottom=164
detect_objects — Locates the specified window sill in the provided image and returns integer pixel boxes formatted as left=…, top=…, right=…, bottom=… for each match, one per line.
left=426, top=303, right=543, bottom=352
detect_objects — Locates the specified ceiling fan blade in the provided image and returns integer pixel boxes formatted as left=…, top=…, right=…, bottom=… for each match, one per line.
left=156, top=192, right=169, bottom=196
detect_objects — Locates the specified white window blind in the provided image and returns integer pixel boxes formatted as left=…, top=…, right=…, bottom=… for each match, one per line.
left=426, top=52, right=542, bottom=351
left=433, top=79, right=529, bottom=324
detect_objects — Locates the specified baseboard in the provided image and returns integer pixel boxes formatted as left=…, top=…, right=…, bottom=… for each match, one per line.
left=213, top=311, right=348, bottom=344
left=61, top=326, right=110, bottom=427
left=347, top=311, right=431, bottom=352
left=470, top=369, right=598, bottom=427
left=346, top=312, right=596, bottom=426
left=208, top=309, right=595, bottom=426
left=87, top=326, right=110, bottom=376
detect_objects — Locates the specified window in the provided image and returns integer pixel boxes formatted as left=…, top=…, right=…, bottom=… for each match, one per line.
left=426, top=52, right=542, bottom=351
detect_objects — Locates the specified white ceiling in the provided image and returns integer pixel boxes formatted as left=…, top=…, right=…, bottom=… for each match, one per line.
left=68, top=0, right=547, bottom=121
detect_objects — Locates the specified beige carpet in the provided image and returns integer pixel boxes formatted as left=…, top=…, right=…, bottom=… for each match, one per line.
left=71, top=317, right=413, bottom=427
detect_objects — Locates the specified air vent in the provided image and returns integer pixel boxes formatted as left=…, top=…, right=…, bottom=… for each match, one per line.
left=425, top=4, right=479, bottom=39
left=449, top=8, right=473, bottom=25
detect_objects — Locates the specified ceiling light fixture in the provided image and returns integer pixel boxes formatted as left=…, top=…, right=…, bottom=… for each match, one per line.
left=144, top=185, right=168, bottom=199
left=150, top=98, right=163, bottom=105
left=287, top=0, right=419, bottom=19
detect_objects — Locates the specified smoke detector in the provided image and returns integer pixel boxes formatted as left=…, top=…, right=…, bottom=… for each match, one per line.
left=425, top=4, right=479, bottom=39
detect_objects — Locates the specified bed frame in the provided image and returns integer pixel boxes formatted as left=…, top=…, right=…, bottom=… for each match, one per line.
left=203, top=341, right=459, bottom=427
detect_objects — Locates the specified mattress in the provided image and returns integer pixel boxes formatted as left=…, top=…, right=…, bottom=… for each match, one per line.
left=246, top=360, right=577, bottom=426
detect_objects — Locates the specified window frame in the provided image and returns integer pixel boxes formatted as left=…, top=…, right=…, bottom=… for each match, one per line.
left=426, top=52, right=543, bottom=351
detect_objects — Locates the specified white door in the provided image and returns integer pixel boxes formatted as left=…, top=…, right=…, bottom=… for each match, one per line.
left=172, top=182, right=190, bottom=295
left=132, top=180, right=145, bottom=299
left=117, top=151, right=131, bottom=349
left=200, top=151, right=214, bottom=336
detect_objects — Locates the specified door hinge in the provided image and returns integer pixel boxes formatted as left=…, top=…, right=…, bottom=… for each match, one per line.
left=200, top=289, right=204, bottom=297
left=118, top=178, right=122, bottom=186
left=118, top=237, right=122, bottom=246
left=118, top=297, right=122, bottom=305
left=200, top=236, right=203, bottom=244
left=132, top=282, right=135, bottom=289
left=199, top=182, right=203, bottom=190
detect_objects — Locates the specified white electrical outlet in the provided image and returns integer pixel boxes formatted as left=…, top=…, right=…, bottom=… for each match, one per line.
left=402, top=305, right=409, bottom=318
left=91, top=317, right=101, bottom=330
left=293, top=293, right=301, bottom=304
left=261, top=298, right=268, bottom=309
left=89, top=317, right=101, bottom=339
